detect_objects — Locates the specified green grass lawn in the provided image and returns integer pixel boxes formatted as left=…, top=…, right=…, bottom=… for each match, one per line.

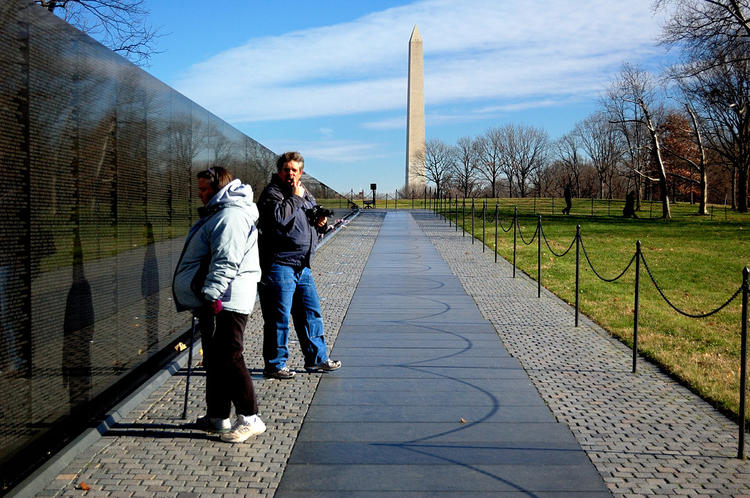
left=440, top=198, right=750, bottom=423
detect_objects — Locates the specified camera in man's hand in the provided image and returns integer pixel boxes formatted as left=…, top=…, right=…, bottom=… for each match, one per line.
left=306, top=205, right=334, bottom=225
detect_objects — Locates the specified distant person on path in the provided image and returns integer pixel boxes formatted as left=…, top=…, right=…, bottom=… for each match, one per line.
left=257, top=151, right=341, bottom=379
left=623, top=191, right=638, bottom=218
left=172, top=166, right=266, bottom=443
left=562, top=184, right=572, bottom=215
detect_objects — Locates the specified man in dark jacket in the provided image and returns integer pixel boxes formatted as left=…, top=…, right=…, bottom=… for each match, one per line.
left=257, top=151, right=341, bottom=379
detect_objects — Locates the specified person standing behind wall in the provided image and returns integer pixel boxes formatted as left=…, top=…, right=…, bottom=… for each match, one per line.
left=257, top=151, right=341, bottom=379
left=172, top=166, right=266, bottom=443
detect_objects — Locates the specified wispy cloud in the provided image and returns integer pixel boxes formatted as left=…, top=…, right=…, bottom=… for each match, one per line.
left=174, top=0, right=666, bottom=123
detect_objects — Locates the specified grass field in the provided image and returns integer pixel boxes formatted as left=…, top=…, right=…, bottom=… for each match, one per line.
left=427, top=197, right=750, bottom=423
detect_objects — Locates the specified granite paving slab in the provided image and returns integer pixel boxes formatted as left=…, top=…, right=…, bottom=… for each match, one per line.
left=277, top=211, right=608, bottom=496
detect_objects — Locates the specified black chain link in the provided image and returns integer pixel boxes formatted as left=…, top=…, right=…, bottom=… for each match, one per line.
left=580, top=236, right=636, bottom=282
left=517, top=223, right=538, bottom=246
left=639, top=252, right=742, bottom=318
left=540, top=225, right=576, bottom=257
left=498, top=214, right=513, bottom=233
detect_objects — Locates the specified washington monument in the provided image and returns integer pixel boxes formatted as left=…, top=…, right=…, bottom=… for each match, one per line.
left=405, top=25, right=425, bottom=192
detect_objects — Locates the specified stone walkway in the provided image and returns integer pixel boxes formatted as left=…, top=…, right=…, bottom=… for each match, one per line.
left=417, top=210, right=750, bottom=497
left=14, top=210, right=750, bottom=497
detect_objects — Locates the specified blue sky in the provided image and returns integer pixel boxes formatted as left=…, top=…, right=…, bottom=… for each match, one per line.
left=145, top=0, right=674, bottom=195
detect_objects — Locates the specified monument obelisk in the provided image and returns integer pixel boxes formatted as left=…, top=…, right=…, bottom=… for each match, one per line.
left=405, top=25, right=425, bottom=192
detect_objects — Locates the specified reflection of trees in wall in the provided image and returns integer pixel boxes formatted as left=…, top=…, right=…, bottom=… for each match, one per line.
left=35, top=0, right=159, bottom=65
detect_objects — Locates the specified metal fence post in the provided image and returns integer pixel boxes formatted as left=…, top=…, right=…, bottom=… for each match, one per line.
left=513, top=207, right=517, bottom=278
left=482, top=200, right=486, bottom=253
left=576, top=225, right=581, bottom=327
left=494, top=203, right=498, bottom=263
left=633, top=241, right=641, bottom=373
left=455, top=196, right=459, bottom=232
left=448, top=194, right=451, bottom=227
left=182, top=316, right=198, bottom=419
left=537, top=215, right=542, bottom=298
left=739, top=267, right=749, bottom=459
left=462, top=197, right=466, bottom=237
left=471, top=198, right=475, bottom=244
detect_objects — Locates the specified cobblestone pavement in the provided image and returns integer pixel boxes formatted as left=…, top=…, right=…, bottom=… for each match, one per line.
left=33, top=212, right=383, bottom=497
left=415, top=211, right=750, bottom=497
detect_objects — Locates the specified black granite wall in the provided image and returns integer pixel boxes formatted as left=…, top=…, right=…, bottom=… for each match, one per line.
left=0, top=2, right=341, bottom=480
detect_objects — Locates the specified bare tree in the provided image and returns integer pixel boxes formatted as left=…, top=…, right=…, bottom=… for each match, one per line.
left=554, top=132, right=584, bottom=196
left=451, top=136, right=479, bottom=198
left=659, top=0, right=750, bottom=211
left=676, top=56, right=750, bottom=211
left=657, top=0, right=750, bottom=75
left=501, top=124, right=549, bottom=198
left=662, top=99, right=710, bottom=214
left=576, top=112, right=623, bottom=201
left=606, top=64, right=672, bottom=219
left=418, top=138, right=454, bottom=198
left=475, top=128, right=505, bottom=197
left=35, top=0, right=159, bottom=65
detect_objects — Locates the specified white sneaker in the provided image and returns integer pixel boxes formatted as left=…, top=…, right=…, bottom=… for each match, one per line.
left=220, top=414, right=266, bottom=443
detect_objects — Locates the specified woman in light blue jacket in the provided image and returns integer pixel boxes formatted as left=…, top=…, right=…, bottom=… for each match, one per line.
left=172, top=167, right=265, bottom=443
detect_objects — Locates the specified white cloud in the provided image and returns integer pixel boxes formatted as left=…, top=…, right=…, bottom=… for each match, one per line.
left=174, top=0, right=666, bottom=123
left=263, top=138, right=385, bottom=164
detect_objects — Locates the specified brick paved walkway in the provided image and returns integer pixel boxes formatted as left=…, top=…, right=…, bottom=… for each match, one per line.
left=14, top=210, right=750, bottom=497
left=416, top=210, right=750, bottom=497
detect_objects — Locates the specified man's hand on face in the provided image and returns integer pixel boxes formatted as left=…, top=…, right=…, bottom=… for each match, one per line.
left=279, top=160, right=306, bottom=197
left=293, top=181, right=306, bottom=198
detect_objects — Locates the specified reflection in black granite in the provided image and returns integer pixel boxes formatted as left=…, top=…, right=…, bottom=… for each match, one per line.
left=0, top=1, right=345, bottom=486
left=142, top=222, right=159, bottom=350
left=62, top=232, right=93, bottom=415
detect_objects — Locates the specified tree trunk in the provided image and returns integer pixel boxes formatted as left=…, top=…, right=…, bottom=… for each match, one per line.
left=738, top=164, right=749, bottom=212
left=698, top=169, right=707, bottom=215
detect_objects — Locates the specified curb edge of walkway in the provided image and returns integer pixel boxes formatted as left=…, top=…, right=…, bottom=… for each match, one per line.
left=8, top=345, right=196, bottom=498
left=9, top=210, right=361, bottom=498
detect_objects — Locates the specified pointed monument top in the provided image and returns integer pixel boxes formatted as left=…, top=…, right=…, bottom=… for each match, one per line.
left=410, top=24, right=421, bottom=42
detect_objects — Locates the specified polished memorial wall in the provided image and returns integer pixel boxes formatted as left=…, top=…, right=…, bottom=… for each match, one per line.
left=0, top=2, right=342, bottom=483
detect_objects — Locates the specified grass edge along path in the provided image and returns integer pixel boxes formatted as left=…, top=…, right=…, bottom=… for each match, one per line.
left=439, top=201, right=750, bottom=424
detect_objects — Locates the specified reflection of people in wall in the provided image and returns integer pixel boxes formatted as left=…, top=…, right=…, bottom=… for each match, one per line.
left=62, top=232, right=94, bottom=415
left=0, top=264, right=24, bottom=375
left=141, top=222, right=160, bottom=350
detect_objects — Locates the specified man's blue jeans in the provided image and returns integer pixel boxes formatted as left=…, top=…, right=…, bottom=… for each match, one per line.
left=259, top=264, right=329, bottom=371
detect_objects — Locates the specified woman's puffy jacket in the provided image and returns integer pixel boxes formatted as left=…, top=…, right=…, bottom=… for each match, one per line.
left=172, top=179, right=261, bottom=314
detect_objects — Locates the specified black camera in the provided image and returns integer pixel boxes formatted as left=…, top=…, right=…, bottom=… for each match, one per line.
left=306, top=205, right=334, bottom=224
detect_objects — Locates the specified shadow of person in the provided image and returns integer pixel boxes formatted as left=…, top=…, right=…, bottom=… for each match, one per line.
left=141, top=222, right=160, bottom=350
left=62, top=232, right=94, bottom=418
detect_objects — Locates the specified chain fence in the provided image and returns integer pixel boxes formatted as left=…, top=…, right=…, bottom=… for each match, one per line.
left=432, top=196, right=750, bottom=459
